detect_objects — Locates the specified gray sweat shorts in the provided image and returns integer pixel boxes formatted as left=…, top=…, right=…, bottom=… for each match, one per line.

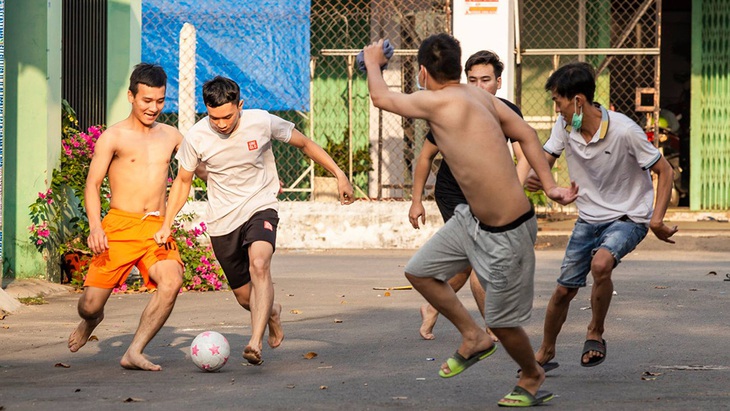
left=404, top=203, right=538, bottom=328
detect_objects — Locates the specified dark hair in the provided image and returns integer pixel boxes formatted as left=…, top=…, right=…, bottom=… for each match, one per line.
left=544, top=62, right=596, bottom=102
left=202, top=76, right=241, bottom=108
left=417, top=33, right=462, bottom=83
left=464, top=50, right=504, bottom=77
left=128, top=63, right=167, bottom=95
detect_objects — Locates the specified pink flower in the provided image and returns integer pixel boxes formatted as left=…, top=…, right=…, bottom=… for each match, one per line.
left=38, top=192, right=46, bottom=199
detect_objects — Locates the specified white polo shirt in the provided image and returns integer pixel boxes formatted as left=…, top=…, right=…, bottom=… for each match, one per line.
left=176, top=109, right=294, bottom=236
left=543, top=105, right=661, bottom=224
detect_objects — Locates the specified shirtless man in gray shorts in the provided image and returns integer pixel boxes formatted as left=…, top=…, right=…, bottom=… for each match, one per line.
left=363, top=34, right=578, bottom=407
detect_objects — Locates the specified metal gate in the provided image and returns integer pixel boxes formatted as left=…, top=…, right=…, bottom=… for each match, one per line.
left=690, top=0, right=730, bottom=210
left=312, top=0, right=451, bottom=200
left=515, top=0, right=661, bottom=210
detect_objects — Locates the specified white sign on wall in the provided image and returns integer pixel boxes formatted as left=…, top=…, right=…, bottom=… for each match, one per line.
left=453, top=0, right=515, bottom=101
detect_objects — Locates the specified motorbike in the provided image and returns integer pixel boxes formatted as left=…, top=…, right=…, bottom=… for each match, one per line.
left=643, top=109, right=687, bottom=207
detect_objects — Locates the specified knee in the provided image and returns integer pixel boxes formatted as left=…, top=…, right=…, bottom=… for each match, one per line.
left=155, top=272, right=184, bottom=296
left=233, top=286, right=252, bottom=310
left=77, top=297, right=102, bottom=320
left=249, top=257, right=270, bottom=278
left=590, top=252, right=615, bottom=280
left=553, top=285, right=578, bottom=304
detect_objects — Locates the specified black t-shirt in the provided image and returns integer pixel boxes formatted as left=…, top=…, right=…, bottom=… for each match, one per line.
left=425, top=97, right=523, bottom=211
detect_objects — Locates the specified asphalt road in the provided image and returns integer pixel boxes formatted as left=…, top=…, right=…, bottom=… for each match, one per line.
left=1, top=249, right=729, bottom=410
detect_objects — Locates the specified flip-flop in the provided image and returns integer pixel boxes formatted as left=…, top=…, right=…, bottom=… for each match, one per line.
left=581, top=339, right=606, bottom=367
left=498, top=386, right=554, bottom=407
left=438, top=344, right=498, bottom=378
left=516, top=361, right=560, bottom=377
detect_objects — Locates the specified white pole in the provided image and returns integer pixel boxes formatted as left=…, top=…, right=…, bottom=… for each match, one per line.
left=179, top=23, right=196, bottom=134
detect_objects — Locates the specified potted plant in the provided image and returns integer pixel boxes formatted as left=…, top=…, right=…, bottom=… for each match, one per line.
left=312, top=131, right=372, bottom=201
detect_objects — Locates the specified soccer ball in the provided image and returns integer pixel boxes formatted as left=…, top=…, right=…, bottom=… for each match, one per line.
left=190, top=331, right=230, bottom=372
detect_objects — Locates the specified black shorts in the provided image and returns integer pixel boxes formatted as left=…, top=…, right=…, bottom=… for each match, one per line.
left=209, top=209, right=279, bottom=290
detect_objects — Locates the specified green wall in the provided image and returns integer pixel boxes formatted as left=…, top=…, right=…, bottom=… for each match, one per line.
left=107, top=0, right=141, bottom=124
left=3, top=0, right=63, bottom=280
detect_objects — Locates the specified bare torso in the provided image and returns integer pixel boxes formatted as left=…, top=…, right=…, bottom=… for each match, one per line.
left=427, top=85, right=531, bottom=226
left=102, top=121, right=181, bottom=215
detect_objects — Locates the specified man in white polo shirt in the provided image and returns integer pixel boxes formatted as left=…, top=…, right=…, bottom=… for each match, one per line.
left=525, top=62, right=677, bottom=369
left=155, top=76, right=353, bottom=366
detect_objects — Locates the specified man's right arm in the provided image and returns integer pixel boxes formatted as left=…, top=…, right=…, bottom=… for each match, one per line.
left=363, top=40, right=433, bottom=120
left=497, top=103, right=577, bottom=204
left=153, top=167, right=194, bottom=245
left=84, top=132, right=115, bottom=254
left=409, top=139, right=439, bottom=229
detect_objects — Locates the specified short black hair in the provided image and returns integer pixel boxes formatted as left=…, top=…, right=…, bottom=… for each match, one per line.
left=128, top=63, right=167, bottom=95
left=464, top=50, right=504, bottom=77
left=544, top=62, right=596, bottom=102
left=202, top=76, right=241, bottom=108
left=417, top=33, right=462, bottom=83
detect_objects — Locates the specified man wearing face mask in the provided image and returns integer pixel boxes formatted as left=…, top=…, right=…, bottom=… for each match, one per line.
left=408, top=50, right=531, bottom=344
left=524, top=62, right=677, bottom=369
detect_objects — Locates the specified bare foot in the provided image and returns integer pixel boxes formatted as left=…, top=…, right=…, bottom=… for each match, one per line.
left=267, top=303, right=285, bottom=349
left=486, top=327, right=499, bottom=342
left=120, top=351, right=162, bottom=371
left=243, top=345, right=264, bottom=365
left=419, top=304, right=438, bottom=340
left=68, top=316, right=103, bottom=353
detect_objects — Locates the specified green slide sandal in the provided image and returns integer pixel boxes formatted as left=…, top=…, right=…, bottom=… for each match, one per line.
left=438, top=344, right=497, bottom=378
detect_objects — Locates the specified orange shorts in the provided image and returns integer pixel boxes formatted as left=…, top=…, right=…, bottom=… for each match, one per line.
left=84, top=209, right=183, bottom=290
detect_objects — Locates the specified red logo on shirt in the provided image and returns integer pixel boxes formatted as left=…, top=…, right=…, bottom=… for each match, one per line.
left=247, top=140, right=259, bottom=151
left=263, top=221, right=273, bottom=231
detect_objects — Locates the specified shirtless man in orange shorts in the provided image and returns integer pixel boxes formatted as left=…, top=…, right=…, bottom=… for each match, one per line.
left=67, top=63, right=185, bottom=371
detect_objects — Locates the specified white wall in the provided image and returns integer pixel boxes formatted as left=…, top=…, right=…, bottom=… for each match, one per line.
left=453, top=0, right=515, bottom=100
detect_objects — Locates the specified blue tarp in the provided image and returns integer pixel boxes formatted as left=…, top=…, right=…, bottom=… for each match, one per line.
left=142, top=0, right=310, bottom=113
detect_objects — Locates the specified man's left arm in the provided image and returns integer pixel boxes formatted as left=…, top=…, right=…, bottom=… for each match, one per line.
left=288, top=129, right=354, bottom=204
left=648, top=156, right=679, bottom=243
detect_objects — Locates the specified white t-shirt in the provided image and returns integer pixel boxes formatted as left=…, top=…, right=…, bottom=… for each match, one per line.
left=543, top=105, right=661, bottom=224
left=176, top=109, right=294, bottom=236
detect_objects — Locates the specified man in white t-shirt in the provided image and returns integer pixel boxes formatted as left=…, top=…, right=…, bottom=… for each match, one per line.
left=525, top=62, right=677, bottom=369
left=155, top=76, right=354, bottom=366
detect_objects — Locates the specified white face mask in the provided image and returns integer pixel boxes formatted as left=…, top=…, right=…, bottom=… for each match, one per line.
left=416, top=68, right=427, bottom=91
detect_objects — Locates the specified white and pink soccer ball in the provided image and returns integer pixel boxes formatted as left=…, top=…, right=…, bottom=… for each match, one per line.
left=190, top=331, right=230, bottom=372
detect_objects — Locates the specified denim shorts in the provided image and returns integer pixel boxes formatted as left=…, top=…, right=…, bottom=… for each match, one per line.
left=557, top=217, right=649, bottom=288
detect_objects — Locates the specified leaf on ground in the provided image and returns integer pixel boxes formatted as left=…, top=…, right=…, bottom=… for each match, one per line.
left=123, top=397, right=145, bottom=403
left=54, top=363, right=71, bottom=368
left=303, top=351, right=318, bottom=359
left=707, top=271, right=717, bottom=275
left=290, top=309, right=302, bottom=314
left=286, top=384, right=296, bottom=389
left=88, top=335, right=99, bottom=341
left=384, top=292, right=391, bottom=297
left=642, top=371, right=662, bottom=376
left=333, top=319, right=343, bottom=323
left=319, top=385, right=328, bottom=390
left=392, top=396, right=408, bottom=400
